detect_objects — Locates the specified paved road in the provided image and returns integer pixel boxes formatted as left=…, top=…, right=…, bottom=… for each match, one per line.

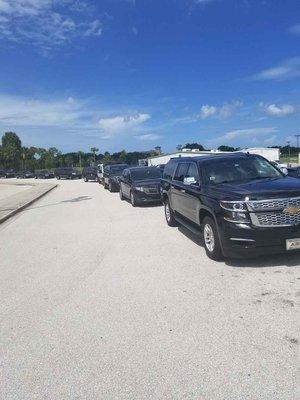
left=0, top=179, right=299, bottom=400
left=0, top=182, right=31, bottom=200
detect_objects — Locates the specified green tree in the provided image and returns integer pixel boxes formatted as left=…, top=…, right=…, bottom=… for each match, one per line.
left=218, top=145, right=236, bottom=152
left=91, top=147, right=99, bottom=163
left=184, top=143, right=205, bottom=151
left=1, top=132, right=22, bottom=169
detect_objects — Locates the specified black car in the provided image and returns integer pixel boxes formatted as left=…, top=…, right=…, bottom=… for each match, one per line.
left=103, top=164, right=129, bottom=191
left=82, top=166, right=98, bottom=182
left=16, top=170, right=34, bottom=179
left=0, top=169, right=15, bottom=178
left=161, top=153, right=300, bottom=260
left=34, top=169, right=55, bottom=179
left=287, top=167, right=300, bottom=178
left=119, top=166, right=162, bottom=206
left=55, top=167, right=82, bottom=180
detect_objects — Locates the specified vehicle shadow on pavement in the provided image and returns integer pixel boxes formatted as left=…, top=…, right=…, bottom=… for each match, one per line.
left=178, top=225, right=300, bottom=268
left=27, top=196, right=92, bottom=210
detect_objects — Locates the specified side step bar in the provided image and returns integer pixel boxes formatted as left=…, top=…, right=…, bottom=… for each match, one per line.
left=174, top=215, right=202, bottom=236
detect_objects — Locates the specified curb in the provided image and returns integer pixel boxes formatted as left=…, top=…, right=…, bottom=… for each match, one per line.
left=0, top=184, right=57, bottom=225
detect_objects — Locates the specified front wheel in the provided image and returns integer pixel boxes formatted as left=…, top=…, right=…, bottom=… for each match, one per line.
left=130, top=191, right=138, bottom=207
left=202, top=216, right=223, bottom=261
left=164, top=198, right=177, bottom=226
left=108, top=182, right=113, bottom=192
left=119, top=187, right=125, bottom=200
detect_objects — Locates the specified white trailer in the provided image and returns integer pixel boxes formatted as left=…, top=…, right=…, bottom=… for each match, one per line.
left=240, top=147, right=280, bottom=161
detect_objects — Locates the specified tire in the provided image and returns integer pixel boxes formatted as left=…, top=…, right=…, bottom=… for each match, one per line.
left=119, top=187, right=125, bottom=200
left=164, top=198, right=177, bottom=227
left=84, top=177, right=88, bottom=182
left=130, top=191, right=138, bottom=207
left=108, top=182, right=113, bottom=192
left=57, top=176, right=61, bottom=180
left=202, top=216, right=223, bottom=261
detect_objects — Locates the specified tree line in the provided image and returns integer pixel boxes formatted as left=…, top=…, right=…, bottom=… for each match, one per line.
left=0, top=132, right=158, bottom=171
left=0, top=132, right=297, bottom=171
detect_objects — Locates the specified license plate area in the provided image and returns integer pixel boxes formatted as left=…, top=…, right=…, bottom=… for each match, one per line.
left=286, top=238, right=300, bottom=250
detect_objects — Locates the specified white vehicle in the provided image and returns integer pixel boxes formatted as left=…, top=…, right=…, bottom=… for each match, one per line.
left=97, top=164, right=104, bottom=185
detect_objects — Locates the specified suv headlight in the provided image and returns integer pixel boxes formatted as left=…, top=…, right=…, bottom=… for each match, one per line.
left=220, top=201, right=250, bottom=223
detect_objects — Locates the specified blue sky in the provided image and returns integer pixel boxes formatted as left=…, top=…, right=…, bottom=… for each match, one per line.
left=0, top=0, right=299, bottom=153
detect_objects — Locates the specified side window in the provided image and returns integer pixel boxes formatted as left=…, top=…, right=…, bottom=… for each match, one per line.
left=184, top=163, right=200, bottom=185
left=163, top=162, right=176, bottom=181
left=174, top=163, right=189, bottom=182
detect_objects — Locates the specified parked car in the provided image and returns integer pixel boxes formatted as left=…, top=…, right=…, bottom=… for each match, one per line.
left=270, top=160, right=288, bottom=175
left=55, top=167, right=82, bottom=180
left=287, top=167, right=300, bottom=178
left=0, top=169, right=15, bottom=178
left=82, top=166, right=98, bottom=182
left=16, top=170, right=34, bottom=179
left=97, top=164, right=104, bottom=185
left=161, top=153, right=300, bottom=260
left=103, top=164, right=129, bottom=191
left=34, top=169, right=55, bottom=179
left=119, top=166, right=162, bottom=206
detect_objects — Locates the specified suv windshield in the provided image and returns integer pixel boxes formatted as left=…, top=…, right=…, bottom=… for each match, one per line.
left=110, top=165, right=128, bottom=175
left=202, top=157, right=282, bottom=185
left=131, top=168, right=162, bottom=180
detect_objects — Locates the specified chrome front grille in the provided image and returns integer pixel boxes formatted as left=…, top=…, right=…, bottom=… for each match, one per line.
left=251, top=212, right=300, bottom=227
left=144, top=185, right=159, bottom=194
left=247, top=196, right=300, bottom=227
left=247, top=196, right=300, bottom=211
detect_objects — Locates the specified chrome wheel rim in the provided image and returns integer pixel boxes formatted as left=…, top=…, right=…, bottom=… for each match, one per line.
left=204, top=224, right=215, bottom=252
left=131, top=193, right=134, bottom=205
left=165, top=202, right=171, bottom=221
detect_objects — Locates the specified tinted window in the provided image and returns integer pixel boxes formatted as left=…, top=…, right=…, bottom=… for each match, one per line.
left=184, top=163, right=200, bottom=185
left=131, top=168, right=161, bottom=180
left=202, top=157, right=282, bottom=185
left=110, top=165, right=128, bottom=175
left=174, top=163, right=189, bottom=182
left=163, top=162, right=177, bottom=181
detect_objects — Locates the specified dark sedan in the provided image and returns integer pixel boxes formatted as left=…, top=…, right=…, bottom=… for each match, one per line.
left=119, top=166, right=162, bottom=206
left=34, top=169, right=55, bottom=179
left=287, top=167, right=300, bottom=178
left=82, top=166, right=98, bottom=182
left=16, top=171, right=34, bottom=179
left=0, top=169, right=15, bottom=178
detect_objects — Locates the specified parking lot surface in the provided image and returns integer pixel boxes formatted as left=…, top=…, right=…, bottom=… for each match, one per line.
left=0, top=179, right=299, bottom=400
left=0, top=182, right=31, bottom=200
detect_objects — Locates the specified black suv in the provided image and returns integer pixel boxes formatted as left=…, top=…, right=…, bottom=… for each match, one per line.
left=34, top=169, right=55, bottom=179
left=119, top=166, right=162, bottom=206
left=0, top=169, right=15, bottom=178
left=82, top=166, right=97, bottom=182
left=16, top=170, right=34, bottom=179
left=162, top=153, right=300, bottom=260
left=55, top=167, right=82, bottom=180
left=103, top=164, right=128, bottom=192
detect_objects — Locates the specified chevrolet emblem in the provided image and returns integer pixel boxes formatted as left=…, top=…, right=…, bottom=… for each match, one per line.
left=283, top=206, right=300, bottom=215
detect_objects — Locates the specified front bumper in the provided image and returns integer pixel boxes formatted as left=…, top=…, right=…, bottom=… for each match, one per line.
left=219, top=219, right=300, bottom=258
left=134, top=190, right=162, bottom=203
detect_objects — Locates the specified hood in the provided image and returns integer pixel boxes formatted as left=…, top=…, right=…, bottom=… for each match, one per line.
left=209, top=176, right=300, bottom=201
left=133, top=178, right=161, bottom=186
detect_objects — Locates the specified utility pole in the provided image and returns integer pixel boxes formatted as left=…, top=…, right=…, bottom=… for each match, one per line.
left=287, top=141, right=291, bottom=159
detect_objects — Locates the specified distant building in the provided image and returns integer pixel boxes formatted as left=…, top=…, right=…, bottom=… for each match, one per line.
left=145, top=147, right=280, bottom=166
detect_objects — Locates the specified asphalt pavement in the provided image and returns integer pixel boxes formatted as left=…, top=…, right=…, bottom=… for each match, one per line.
left=0, top=179, right=299, bottom=400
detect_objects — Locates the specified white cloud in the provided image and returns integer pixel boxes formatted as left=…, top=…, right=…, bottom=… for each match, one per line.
left=261, top=103, right=296, bottom=117
left=137, top=133, right=162, bottom=141
left=199, top=104, right=217, bottom=119
left=210, top=127, right=277, bottom=145
left=289, top=24, right=300, bottom=35
left=198, top=101, right=242, bottom=120
left=253, top=57, right=300, bottom=81
left=0, top=0, right=102, bottom=51
left=194, top=0, right=214, bottom=4
left=99, top=113, right=151, bottom=139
